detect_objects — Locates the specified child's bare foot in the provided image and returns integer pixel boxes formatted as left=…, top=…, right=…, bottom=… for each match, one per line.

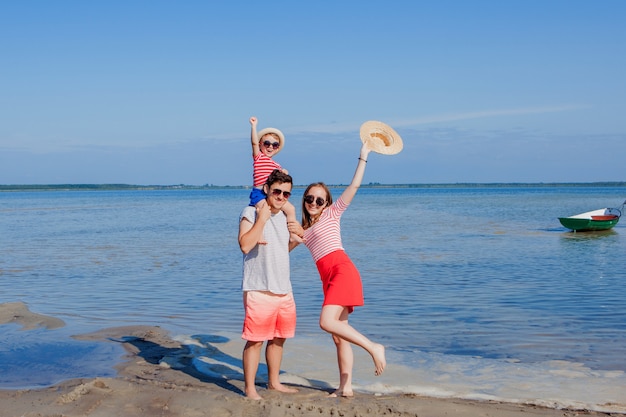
left=268, top=382, right=298, bottom=393
left=372, top=343, right=386, bottom=376
left=258, top=239, right=268, bottom=245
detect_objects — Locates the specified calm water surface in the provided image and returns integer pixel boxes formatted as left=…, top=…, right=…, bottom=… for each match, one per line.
left=1, top=186, right=625, bottom=411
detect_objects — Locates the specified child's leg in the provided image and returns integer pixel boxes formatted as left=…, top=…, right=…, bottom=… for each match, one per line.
left=255, top=198, right=267, bottom=210
left=254, top=199, right=268, bottom=245
left=282, top=201, right=303, bottom=243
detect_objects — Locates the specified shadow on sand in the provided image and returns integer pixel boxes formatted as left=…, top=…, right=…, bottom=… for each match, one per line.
left=117, top=333, right=331, bottom=397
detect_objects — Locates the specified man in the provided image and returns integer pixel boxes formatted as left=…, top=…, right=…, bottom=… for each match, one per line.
left=238, top=169, right=303, bottom=400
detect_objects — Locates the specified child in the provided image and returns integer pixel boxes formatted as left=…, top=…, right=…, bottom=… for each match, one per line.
left=249, top=116, right=302, bottom=243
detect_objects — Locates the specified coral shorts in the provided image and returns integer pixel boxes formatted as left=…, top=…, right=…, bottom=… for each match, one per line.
left=315, top=250, right=364, bottom=314
left=242, top=291, right=296, bottom=342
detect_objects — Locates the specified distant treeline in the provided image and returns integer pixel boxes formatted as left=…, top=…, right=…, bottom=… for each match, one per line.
left=1, top=182, right=625, bottom=192
left=363, top=182, right=626, bottom=188
left=0, top=184, right=244, bottom=191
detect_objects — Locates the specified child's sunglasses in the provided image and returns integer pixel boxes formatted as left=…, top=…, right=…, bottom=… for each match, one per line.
left=262, top=140, right=280, bottom=150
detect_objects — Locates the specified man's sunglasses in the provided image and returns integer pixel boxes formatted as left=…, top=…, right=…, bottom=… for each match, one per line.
left=270, top=188, right=291, bottom=198
left=263, top=140, right=280, bottom=150
left=304, top=195, right=326, bottom=206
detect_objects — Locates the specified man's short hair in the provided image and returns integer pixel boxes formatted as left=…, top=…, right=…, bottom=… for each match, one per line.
left=266, top=169, right=293, bottom=187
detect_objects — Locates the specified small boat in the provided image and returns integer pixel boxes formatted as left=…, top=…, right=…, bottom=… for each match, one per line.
left=559, top=200, right=625, bottom=232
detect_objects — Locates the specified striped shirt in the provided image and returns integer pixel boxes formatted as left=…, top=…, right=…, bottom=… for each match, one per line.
left=303, top=196, right=349, bottom=262
left=253, top=153, right=282, bottom=188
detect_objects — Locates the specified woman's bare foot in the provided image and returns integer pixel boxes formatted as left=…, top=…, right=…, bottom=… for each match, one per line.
left=268, top=382, right=298, bottom=393
left=328, top=388, right=354, bottom=398
left=372, top=343, right=386, bottom=376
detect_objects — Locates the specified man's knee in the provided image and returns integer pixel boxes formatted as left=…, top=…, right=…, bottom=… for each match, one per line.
left=244, top=340, right=264, bottom=350
left=269, top=337, right=286, bottom=347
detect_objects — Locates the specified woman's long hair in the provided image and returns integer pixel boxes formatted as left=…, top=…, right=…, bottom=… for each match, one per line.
left=301, top=182, right=333, bottom=230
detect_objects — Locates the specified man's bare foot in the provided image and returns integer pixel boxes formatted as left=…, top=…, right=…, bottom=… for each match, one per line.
left=372, top=343, right=386, bottom=376
left=268, top=382, right=298, bottom=393
left=245, top=389, right=263, bottom=400
left=328, top=388, right=353, bottom=398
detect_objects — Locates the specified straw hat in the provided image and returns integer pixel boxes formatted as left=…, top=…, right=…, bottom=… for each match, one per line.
left=360, top=121, right=403, bottom=155
left=257, top=128, right=285, bottom=155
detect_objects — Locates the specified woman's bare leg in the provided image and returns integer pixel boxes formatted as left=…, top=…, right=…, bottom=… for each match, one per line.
left=330, top=309, right=354, bottom=397
left=319, top=305, right=386, bottom=376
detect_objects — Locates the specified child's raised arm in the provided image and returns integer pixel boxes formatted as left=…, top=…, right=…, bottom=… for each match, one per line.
left=250, top=116, right=260, bottom=158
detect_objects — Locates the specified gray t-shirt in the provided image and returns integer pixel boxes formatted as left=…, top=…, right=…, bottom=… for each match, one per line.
left=240, top=206, right=292, bottom=294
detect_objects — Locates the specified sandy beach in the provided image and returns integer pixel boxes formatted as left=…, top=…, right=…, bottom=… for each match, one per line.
left=1, top=302, right=620, bottom=417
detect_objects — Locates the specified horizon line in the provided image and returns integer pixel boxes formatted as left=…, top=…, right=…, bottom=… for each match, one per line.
left=1, top=181, right=625, bottom=190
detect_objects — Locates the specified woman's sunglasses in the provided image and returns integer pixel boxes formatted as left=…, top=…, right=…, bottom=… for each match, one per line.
left=270, top=188, right=291, bottom=198
left=262, top=140, right=280, bottom=150
left=304, top=195, right=326, bottom=206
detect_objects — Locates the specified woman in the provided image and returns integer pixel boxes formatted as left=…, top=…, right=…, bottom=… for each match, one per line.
left=300, top=143, right=386, bottom=397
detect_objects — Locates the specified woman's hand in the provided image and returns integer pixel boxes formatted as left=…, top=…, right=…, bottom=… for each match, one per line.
left=287, top=221, right=304, bottom=239
left=359, top=142, right=371, bottom=161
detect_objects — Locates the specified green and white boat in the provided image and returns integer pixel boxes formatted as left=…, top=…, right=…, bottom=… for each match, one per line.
left=559, top=201, right=625, bottom=232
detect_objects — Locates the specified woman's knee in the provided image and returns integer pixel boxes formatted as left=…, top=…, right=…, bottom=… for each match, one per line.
left=319, top=317, right=329, bottom=332
left=319, top=314, right=336, bottom=332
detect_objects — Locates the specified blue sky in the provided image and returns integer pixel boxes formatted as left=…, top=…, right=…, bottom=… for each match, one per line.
left=1, top=1, right=625, bottom=185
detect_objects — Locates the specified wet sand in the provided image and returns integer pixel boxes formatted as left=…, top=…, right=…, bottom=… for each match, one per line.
left=0, top=302, right=618, bottom=417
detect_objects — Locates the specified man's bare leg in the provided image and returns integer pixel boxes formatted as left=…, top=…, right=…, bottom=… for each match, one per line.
left=243, top=341, right=264, bottom=400
left=266, top=338, right=298, bottom=393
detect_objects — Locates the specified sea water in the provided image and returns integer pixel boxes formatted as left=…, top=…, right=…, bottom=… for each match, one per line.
left=1, top=186, right=625, bottom=412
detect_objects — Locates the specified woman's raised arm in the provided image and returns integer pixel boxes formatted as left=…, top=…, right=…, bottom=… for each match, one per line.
left=340, top=143, right=371, bottom=205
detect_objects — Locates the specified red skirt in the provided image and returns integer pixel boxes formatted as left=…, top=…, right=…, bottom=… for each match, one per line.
left=315, top=250, right=364, bottom=313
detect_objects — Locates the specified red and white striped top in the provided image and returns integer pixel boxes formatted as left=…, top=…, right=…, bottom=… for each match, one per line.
left=303, top=196, right=349, bottom=262
left=253, top=153, right=282, bottom=187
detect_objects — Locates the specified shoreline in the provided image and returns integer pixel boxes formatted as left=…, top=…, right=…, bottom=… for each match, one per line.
left=0, top=323, right=621, bottom=417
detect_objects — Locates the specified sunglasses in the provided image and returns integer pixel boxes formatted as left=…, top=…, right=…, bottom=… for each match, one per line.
left=270, top=188, right=291, bottom=198
left=262, top=140, right=280, bottom=150
left=304, top=195, right=326, bottom=206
